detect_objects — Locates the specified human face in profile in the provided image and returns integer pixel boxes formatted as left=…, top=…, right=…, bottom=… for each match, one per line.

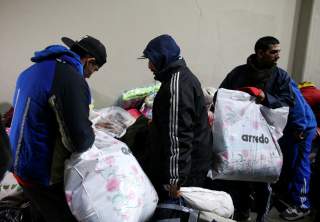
left=83, top=57, right=99, bottom=78
left=257, top=44, right=281, bottom=67
left=148, top=60, right=157, bottom=74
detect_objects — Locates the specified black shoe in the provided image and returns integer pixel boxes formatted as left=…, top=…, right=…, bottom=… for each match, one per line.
left=280, top=206, right=310, bottom=221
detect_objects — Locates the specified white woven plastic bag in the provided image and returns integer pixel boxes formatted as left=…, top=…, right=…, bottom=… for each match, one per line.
left=64, top=130, right=158, bottom=222
left=180, top=187, right=234, bottom=218
left=211, top=88, right=289, bottom=182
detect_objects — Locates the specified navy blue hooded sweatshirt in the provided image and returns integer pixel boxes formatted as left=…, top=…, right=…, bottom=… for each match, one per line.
left=142, top=35, right=213, bottom=195
left=9, top=45, right=94, bottom=186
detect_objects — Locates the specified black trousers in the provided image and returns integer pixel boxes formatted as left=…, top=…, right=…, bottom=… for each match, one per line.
left=205, top=179, right=271, bottom=221
left=311, top=141, right=320, bottom=222
left=22, top=183, right=77, bottom=222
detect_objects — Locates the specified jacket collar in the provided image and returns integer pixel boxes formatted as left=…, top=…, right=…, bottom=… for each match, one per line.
left=154, top=58, right=186, bottom=82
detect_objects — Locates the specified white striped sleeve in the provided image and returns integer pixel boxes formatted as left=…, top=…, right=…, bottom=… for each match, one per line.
left=169, top=72, right=180, bottom=185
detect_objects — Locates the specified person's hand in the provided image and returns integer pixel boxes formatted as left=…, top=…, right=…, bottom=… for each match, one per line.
left=208, top=111, right=214, bottom=127
left=293, top=131, right=305, bottom=140
left=166, top=184, right=181, bottom=198
left=256, top=90, right=265, bottom=104
left=238, top=87, right=265, bottom=103
left=309, top=152, right=317, bottom=163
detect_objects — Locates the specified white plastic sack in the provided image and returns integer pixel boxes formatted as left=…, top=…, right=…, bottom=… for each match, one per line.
left=202, top=87, right=217, bottom=110
left=0, top=172, right=21, bottom=200
left=180, top=187, right=234, bottom=218
left=64, top=131, right=158, bottom=222
left=90, top=106, right=136, bottom=138
left=211, top=88, right=289, bottom=182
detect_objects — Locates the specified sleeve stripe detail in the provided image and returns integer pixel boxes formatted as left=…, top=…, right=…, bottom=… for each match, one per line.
left=14, top=96, right=30, bottom=173
left=169, top=72, right=180, bottom=185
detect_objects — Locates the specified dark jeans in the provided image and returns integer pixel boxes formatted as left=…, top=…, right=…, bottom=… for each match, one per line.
left=22, top=183, right=77, bottom=222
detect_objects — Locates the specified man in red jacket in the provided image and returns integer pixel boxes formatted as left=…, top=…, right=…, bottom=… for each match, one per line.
left=298, top=81, right=320, bottom=222
left=299, top=82, right=320, bottom=126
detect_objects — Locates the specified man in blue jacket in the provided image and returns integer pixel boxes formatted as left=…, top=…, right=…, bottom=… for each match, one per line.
left=276, top=80, right=317, bottom=221
left=9, top=35, right=107, bottom=222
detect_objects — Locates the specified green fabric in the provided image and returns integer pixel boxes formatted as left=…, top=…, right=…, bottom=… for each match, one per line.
left=122, top=83, right=160, bottom=101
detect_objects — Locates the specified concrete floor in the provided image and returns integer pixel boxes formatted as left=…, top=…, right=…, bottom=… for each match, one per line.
left=250, top=207, right=314, bottom=222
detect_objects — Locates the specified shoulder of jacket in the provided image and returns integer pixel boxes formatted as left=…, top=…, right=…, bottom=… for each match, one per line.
left=276, top=67, right=290, bottom=75
left=176, top=68, right=200, bottom=85
left=231, top=64, right=247, bottom=73
left=55, top=61, right=83, bottom=81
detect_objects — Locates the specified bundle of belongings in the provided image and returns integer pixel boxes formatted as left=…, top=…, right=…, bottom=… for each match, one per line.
left=0, top=113, right=44, bottom=222
left=150, top=187, right=235, bottom=222
left=115, top=83, right=161, bottom=120
left=64, top=106, right=158, bottom=222
left=209, top=88, right=289, bottom=183
left=1, top=85, right=246, bottom=222
left=0, top=190, right=44, bottom=222
left=63, top=84, right=237, bottom=222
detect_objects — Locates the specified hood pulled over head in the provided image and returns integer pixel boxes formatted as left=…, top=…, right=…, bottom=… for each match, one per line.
left=142, top=34, right=180, bottom=71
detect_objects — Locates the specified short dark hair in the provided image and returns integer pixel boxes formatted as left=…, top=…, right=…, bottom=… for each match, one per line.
left=254, top=36, right=280, bottom=52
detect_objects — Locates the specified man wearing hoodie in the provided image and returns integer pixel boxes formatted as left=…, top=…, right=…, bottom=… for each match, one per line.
left=140, top=34, right=214, bottom=202
left=9, top=35, right=107, bottom=222
left=275, top=81, right=317, bottom=221
left=215, top=36, right=295, bottom=222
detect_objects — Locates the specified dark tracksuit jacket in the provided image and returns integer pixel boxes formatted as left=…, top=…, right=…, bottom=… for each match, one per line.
left=142, top=35, right=213, bottom=200
left=9, top=45, right=94, bottom=186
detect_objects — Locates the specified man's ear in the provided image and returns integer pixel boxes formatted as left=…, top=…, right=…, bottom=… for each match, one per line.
left=256, top=49, right=264, bottom=58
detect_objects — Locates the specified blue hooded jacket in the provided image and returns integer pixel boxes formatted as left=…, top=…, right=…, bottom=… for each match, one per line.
left=285, top=80, right=317, bottom=132
left=31, top=45, right=83, bottom=75
left=143, top=34, right=181, bottom=79
left=9, top=45, right=93, bottom=186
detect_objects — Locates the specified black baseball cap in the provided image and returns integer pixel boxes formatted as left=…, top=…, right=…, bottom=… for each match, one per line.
left=61, top=35, right=107, bottom=67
